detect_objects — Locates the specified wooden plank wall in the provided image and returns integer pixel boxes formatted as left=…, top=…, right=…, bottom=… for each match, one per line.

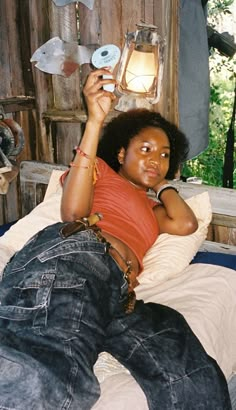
left=0, top=0, right=176, bottom=225
left=0, top=0, right=80, bottom=224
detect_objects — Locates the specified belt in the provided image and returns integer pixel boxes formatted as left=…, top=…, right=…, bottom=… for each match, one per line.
left=107, top=245, right=136, bottom=314
left=60, top=214, right=136, bottom=314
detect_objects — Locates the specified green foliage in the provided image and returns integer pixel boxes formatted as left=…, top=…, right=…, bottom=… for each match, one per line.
left=207, top=0, right=234, bottom=26
left=183, top=76, right=235, bottom=187
left=182, top=0, right=235, bottom=188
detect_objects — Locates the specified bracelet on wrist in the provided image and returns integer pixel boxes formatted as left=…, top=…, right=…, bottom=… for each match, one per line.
left=74, top=146, right=91, bottom=159
left=156, top=184, right=179, bottom=202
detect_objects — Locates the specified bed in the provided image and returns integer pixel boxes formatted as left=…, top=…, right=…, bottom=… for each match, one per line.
left=0, top=160, right=236, bottom=409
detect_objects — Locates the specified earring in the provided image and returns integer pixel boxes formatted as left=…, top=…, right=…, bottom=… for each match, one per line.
left=118, top=154, right=123, bottom=164
left=118, top=148, right=125, bottom=164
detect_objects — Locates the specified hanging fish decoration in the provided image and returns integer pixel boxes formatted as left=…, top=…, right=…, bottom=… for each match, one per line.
left=52, top=0, right=94, bottom=10
left=30, top=37, right=94, bottom=76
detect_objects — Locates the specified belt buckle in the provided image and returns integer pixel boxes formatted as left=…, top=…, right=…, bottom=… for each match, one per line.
left=60, top=213, right=103, bottom=239
left=60, top=220, right=87, bottom=238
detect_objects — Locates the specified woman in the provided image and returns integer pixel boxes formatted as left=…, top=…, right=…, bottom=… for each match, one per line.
left=0, top=69, right=231, bottom=410
left=61, top=68, right=198, bottom=294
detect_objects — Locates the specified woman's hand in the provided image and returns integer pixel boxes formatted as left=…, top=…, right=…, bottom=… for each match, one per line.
left=83, top=68, right=117, bottom=125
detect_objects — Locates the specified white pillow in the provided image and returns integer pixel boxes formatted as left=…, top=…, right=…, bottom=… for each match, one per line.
left=138, top=191, right=212, bottom=285
left=44, top=169, right=64, bottom=200
left=0, top=170, right=64, bottom=277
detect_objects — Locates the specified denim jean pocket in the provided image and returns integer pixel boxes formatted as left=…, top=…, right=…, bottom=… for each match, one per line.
left=0, top=263, right=87, bottom=336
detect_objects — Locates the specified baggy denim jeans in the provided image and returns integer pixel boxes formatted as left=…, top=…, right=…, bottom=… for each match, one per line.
left=0, top=223, right=231, bottom=410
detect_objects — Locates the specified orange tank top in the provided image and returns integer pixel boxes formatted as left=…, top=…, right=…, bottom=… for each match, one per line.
left=91, top=158, right=159, bottom=270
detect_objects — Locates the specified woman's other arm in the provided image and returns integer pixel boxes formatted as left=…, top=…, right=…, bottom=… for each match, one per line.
left=153, top=182, right=198, bottom=235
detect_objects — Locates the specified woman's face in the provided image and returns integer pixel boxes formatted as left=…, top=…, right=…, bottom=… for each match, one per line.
left=118, top=126, right=170, bottom=190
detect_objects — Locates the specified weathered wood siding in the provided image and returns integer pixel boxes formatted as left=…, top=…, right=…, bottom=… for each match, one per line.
left=0, top=0, right=177, bottom=223
left=174, top=181, right=236, bottom=246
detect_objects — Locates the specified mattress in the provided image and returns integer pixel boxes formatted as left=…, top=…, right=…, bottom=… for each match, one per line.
left=91, top=262, right=236, bottom=409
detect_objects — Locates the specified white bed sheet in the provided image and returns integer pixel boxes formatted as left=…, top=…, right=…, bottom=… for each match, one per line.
left=91, top=263, right=236, bottom=409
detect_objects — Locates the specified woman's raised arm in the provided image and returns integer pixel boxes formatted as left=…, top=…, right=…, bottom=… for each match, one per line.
left=60, top=68, right=116, bottom=222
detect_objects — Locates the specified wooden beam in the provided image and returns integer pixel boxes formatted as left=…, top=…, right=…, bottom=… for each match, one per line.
left=43, top=109, right=121, bottom=123
left=212, top=213, right=236, bottom=229
left=0, top=97, right=35, bottom=113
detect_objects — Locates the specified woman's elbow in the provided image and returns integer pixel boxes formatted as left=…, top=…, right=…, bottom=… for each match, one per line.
left=60, top=208, right=74, bottom=222
left=60, top=202, right=78, bottom=222
left=181, top=218, right=198, bottom=235
left=60, top=201, right=92, bottom=222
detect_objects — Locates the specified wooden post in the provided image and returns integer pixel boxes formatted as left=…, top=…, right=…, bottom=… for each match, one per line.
left=29, top=0, right=53, bottom=162
left=153, top=0, right=179, bottom=124
left=48, top=1, right=83, bottom=165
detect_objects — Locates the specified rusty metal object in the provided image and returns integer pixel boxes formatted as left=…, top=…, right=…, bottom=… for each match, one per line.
left=0, top=118, right=25, bottom=157
left=0, top=116, right=25, bottom=194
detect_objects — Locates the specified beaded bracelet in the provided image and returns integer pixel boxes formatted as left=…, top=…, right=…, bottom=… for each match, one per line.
left=75, top=146, right=91, bottom=159
left=156, top=184, right=178, bottom=202
left=70, top=162, right=92, bottom=169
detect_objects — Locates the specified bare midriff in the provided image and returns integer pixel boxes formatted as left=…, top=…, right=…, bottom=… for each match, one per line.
left=101, top=230, right=140, bottom=289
